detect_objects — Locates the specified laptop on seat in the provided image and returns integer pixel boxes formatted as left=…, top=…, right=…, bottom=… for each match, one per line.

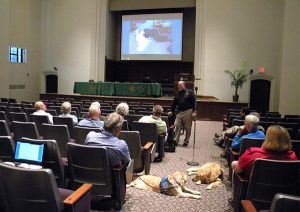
left=13, top=140, right=45, bottom=168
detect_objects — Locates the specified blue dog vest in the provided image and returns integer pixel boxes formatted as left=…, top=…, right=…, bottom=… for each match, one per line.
left=160, top=177, right=174, bottom=193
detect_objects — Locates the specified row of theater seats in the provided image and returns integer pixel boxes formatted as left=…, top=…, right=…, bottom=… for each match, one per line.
left=0, top=97, right=173, bottom=210
left=224, top=109, right=300, bottom=140
left=222, top=108, right=300, bottom=212
left=0, top=98, right=171, bottom=118
left=0, top=137, right=127, bottom=211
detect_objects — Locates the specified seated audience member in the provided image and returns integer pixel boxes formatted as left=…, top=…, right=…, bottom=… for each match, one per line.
left=59, top=102, right=78, bottom=124
left=231, top=114, right=265, bottom=151
left=33, top=101, right=53, bottom=124
left=78, top=104, right=104, bottom=128
left=85, top=112, right=131, bottom=166
left=232, top=125, right=298, bottom=178
left=115, top=102, right=129, bottom=117
left=139, top=105, right=167, bottom=162
left=91, top=101, right=101, bottom=109
left=214, top=107, right=250, bottom=146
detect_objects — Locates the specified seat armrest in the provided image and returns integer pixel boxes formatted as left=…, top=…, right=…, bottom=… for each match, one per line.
left=126, top=159, right=134, bottom=184
left=150, top=143, right=156, bottom=163
left=113, top=163, right=126, bottom=172
left=63, top=183, right=92, bottom=212
left=229, top=148, right=239, bottom=156
left=241, top=200, right=257, bottom=212
left=143, top=142, right=154, bottom=150
left=236, top=173, right=248, bottom=183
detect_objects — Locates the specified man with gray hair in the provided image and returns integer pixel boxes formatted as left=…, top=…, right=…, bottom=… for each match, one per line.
left=59, top=102, right=78, bottom=124
left=78, top=104, right=104, bottom=128
left=231, top=114, right=265, bottom=150
left=115, top=102, right=129, bottom=117
left=85, top=112, right=131, bottom=166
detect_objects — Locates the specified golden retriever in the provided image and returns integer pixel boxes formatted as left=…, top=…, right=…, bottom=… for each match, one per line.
left=128, top=171, right=201, bottom=199
left=187, top=162, right=224, bottom=190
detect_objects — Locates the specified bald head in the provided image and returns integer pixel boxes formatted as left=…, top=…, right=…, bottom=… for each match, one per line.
left=91, top=101, right=101, bottom=110
left=34, top=101, right=46, bottom=111
left=88, top=105, right=101, bottom=120
left=177, top=81, right=186, bottom=91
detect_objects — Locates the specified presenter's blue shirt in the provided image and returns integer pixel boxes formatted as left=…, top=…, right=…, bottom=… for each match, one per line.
left=78, top=118, right=104, bottom=129
left=85, top=130, right=131, bottom=166
left=231, top=130, right=265, bottom=150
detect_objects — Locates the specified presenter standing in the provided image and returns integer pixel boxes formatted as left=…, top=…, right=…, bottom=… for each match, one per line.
left=168, top=81, right=197, bottom=146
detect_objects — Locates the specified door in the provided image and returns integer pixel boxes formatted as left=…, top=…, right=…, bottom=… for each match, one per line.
left=250, top=79, right=271, bottom=114
left=46, top=75, right=58, bottom=93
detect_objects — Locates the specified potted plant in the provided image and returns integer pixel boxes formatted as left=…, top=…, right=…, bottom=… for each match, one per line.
left=224, top=62, right=249, bottom=102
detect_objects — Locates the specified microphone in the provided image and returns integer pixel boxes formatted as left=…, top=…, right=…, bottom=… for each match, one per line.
left=195, top=87, right=198, bottom=94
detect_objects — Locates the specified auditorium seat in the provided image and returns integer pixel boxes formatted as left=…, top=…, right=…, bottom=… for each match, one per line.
left=9, top=112, right=28, bottom=122
left=66, top=142, right=126, bottom=211
left=20, top=137, right=67, bottom=188
left=125, top=114, right=143, bottom=130
left=119, top=131, right=155, bottom=174
left=242, top=193, right=300, bottom=212
left=0, top=162, right=92, bottom=212
left=121, top=120, right=129, bottom=131
left=0, top=120, right=11, bottom=136
left=11, top=121, right=40, bottom=140
left=291, top=140, right=300, bottom=158
left=8, top=106, right=23, bottom=113
left=74, top=126, right=101, bottom=144
left=42, top=124, right=71, bottom=158
left=53, top=116, right=76, bottom=139
left=258, top=121, right=275, bottom=131
left=284, top=115, right=300, bottom=119
left=46, top=109, right=58, bottom=116
left=0, top=136, right=15, bottom=161
left=24, top=108, right=35, bottom=121
left=233, top=159, right=300, bottom=212
left=48, top=105, right=61, bottom=115
left=0, top=111, right=9, bottom=124
left=228, top=138, right=265, bottom=181
left=30, top=114, right=51, bottom=137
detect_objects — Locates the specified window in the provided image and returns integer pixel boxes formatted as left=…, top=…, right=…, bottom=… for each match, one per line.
left=9, top=46, right=27, bottom=63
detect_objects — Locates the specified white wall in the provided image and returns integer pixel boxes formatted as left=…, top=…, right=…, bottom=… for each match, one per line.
left=41, top=0, right=98, bottom=94
left=278, top=0, right=300, bottom=115
left=197, top=0, right=284, bottom=105
left=0, top=0, right=41, bottom=101
left=0, top=0, right=10, bottom=98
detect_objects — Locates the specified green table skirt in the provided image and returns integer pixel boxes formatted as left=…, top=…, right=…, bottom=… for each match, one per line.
left=73, top=82, right=162, bottom=97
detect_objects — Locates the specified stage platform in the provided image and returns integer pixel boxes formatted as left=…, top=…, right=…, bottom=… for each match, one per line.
left=40, top=93, right=248, bottom=121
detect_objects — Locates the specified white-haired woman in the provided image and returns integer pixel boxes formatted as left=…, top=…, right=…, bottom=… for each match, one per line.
left=115, top=102, right=129, bottom=118
left=59, top=102, right=78, bottom=124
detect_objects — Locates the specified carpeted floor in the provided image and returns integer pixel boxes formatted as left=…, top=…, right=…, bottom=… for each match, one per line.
left=123, top=121, right=233, bottom=212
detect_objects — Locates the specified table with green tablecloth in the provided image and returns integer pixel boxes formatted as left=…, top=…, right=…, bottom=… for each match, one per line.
left=73, top=82, right=162, bottom=97
left=73, top=82, right=99, bottom=95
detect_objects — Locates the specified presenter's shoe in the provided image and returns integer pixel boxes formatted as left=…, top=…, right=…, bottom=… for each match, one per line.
left=183, top=142, right=189, bottom=147
left=154, top=156, right=163, bottom=163
left=214, top=133, right=221, bottom=138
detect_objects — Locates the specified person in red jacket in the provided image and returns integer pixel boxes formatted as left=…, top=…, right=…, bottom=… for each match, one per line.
left=232, top=125, right=298, bottom=178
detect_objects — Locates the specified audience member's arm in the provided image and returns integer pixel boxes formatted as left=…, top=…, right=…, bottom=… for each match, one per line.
left=121, top=141, right=131, bottom=164
left=231, top=161, right=243, bottom=173
left=231, top=134, right=242, bottom=149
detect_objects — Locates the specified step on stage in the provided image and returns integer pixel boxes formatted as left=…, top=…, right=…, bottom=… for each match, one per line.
left=40, top=93, right=248, bottom=121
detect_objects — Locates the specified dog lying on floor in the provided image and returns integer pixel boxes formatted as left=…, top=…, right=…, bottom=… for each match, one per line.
left=186, top=162, right=224, bottom=190
left=128, top=171, right=201, bottom=199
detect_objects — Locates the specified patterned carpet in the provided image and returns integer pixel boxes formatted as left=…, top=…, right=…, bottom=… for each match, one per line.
left=123, top=121, right=233, bottom=212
